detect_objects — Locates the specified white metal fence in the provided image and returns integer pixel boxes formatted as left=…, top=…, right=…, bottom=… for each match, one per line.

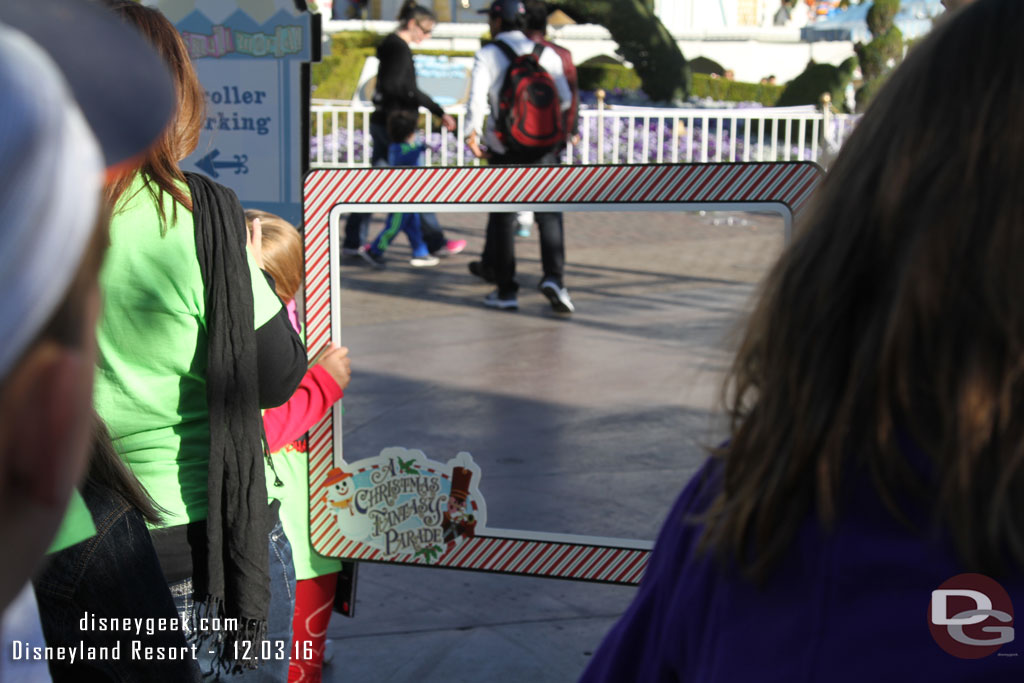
left=310, top=98, right=860, bottom=169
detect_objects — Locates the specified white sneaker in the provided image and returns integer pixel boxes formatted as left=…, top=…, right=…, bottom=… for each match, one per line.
left=342, top=246, right=363, bottom=257
left=409, top=254, right=440, bottom=267
left=539, top=279, right=574, bottom=313
left=483, top=290, right=518, bottom=311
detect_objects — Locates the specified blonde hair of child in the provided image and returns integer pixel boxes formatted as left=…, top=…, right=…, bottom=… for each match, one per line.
left=245, top=209, right=303, bottom=303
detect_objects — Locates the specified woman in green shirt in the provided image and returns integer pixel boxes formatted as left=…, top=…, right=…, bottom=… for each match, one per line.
left=94, top=4, right=306, bottom=678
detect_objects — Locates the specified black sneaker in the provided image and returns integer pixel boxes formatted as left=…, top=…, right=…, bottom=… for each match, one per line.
left=468, top=260, right=496, bottom=283
left=357, top=245, right=386, bottom=269
left=539, top=278, right=574, bottom=313
left=483, top=290, right=518, bottom=311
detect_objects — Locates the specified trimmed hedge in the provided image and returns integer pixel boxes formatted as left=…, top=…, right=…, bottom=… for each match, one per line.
left=854, top=0, right=902, bottom=112
left=775, top=57, right=857, bottom=111
left=312, top=46, right=375, bottom=100
left=577, top=59, right=643, bottom=92
left=578, top=57, right=783, bottom=106
left=691, top=74, right=783, bottom=107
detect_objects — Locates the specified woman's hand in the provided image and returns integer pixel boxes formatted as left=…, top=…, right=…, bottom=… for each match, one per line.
left=247, top=216, right=264, bottom=269
left=466, top=131, right=489, bottom=159
left=317, top=344, right=351, bottom=391
left=441, top=114, right=457, bottom=132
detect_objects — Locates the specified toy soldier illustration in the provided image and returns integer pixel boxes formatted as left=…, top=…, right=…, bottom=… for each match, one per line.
left=442, top=466, right=477, bottom=544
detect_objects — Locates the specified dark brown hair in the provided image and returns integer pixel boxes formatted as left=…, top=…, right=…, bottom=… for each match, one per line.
left=397, top=1, right=436, bottom=25
left=102, top=2, right=205, bottom=230
left=245, top=210, right=303, bottom=303
left=387, top=110, right=419, bottom=143
left=88, top=415, right=162, bottom=524
left=702, top=0, right=1024, bottom=580
left=524, top=0, right=549, bottom=33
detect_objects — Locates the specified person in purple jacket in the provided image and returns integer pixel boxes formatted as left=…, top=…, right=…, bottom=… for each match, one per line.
left=582, top=1, right=1024, bottom=680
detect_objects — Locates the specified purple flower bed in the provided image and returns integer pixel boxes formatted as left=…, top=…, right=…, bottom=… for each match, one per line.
left=310, top=128, right=477, bottom=165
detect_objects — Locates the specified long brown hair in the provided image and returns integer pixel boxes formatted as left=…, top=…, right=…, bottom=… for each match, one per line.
left=88, top=415, right=162, bottom=525
left=102, top=2, right=204, bottom=230
left=703, top=0, right=1024, bottom=581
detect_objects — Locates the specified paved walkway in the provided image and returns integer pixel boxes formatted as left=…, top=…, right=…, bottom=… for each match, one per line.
left=320, top=208, right=784, bottom=682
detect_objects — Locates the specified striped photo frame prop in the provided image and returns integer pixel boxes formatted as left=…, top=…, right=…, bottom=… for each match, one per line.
left=304, top=161, right=823, bottom=586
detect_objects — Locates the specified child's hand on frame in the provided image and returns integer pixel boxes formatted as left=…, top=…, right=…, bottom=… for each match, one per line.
left=317, top=344, right=351, bottom=392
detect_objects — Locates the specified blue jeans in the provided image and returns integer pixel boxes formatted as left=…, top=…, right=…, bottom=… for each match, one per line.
left=34, top=480, right=202, bottom=682
left=371, top=212, right=429, bottom=257
left=342, top=121, right=447, bottom=252
left=169, top=518, right=295, bottom=681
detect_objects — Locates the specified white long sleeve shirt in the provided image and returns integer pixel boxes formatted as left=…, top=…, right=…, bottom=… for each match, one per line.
left=466, top=30, right=573, bottom=156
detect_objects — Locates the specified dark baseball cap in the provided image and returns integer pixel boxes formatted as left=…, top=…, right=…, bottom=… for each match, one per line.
left=477, top=0, right=526, bottom=19
left=0, top=0, right=175, bottom=170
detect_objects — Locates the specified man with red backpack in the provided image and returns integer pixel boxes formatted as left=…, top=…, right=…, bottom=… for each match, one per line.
left=524, top=0, right=579, bottom=146
left=466, top=0, right=575, bottom=313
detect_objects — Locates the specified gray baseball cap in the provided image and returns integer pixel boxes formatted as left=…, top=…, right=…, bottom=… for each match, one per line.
left=0, top=0, right=175, bottom=169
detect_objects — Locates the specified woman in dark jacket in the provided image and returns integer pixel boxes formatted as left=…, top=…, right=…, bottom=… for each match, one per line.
left=342, top=1, right=466, bottom=259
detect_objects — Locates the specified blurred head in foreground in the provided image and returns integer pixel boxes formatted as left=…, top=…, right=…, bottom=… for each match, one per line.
left=0, top=25, right=106, bottom=611
left=708, top=0, right=1024, bottom=580
left=0, top=0, right=172, bottom=612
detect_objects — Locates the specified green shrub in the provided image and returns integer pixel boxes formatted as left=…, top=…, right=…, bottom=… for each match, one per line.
left=775, top=57, right=857, bottom=111
left=578, top=57, right=782, bottom=106
left=331, top=30, right=381, bottom=50
left=691, top=74, right=783, bottom=107
left=855, top=0, right=903, bottom=111
left=312, top=46, right=375, bottom=100
left=854, top=70, right=892, bottom=112
left=577, top=58, right=643, bottom=92
left=866, top=0, right=899, bottom=37
left=689, top=56, right=726, bottom=76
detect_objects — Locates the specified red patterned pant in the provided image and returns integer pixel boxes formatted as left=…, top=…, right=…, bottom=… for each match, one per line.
left=288, top=573, right=337, bottom=682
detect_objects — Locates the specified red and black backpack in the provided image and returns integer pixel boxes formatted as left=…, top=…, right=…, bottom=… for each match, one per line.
left=493, top=40, right=564, bottom=155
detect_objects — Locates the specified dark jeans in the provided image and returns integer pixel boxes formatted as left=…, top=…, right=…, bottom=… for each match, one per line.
left=168, top=517, right=295, bottom=682
left=34, top=480, right=202, bottom=683
left=342, top=121, right=447, bottom=252
left=486, top=149, right=566, bottom=297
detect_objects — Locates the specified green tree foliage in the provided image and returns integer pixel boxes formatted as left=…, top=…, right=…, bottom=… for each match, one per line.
left=547, top=0, right=690, bottom=102
left=775, top=57, right=857, bottom=111
left=853, top=0, right=903, bottom=111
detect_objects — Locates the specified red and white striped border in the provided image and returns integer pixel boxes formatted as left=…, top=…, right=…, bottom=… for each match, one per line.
left=318, top=535, right=650, bottom=586
left=304, top=161, right=820, bottom=212
left=303, top=162, right=823, bottom=586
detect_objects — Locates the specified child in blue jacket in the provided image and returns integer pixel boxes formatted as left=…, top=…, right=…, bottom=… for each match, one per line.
left=358, top=110, right=439, bottom=268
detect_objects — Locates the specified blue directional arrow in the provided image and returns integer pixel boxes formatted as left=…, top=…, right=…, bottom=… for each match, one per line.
left=195, top=149, right=249, bottom=179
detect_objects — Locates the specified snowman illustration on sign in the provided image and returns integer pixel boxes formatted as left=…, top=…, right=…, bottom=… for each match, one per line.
left=323, top=467, right=355, bottom=518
